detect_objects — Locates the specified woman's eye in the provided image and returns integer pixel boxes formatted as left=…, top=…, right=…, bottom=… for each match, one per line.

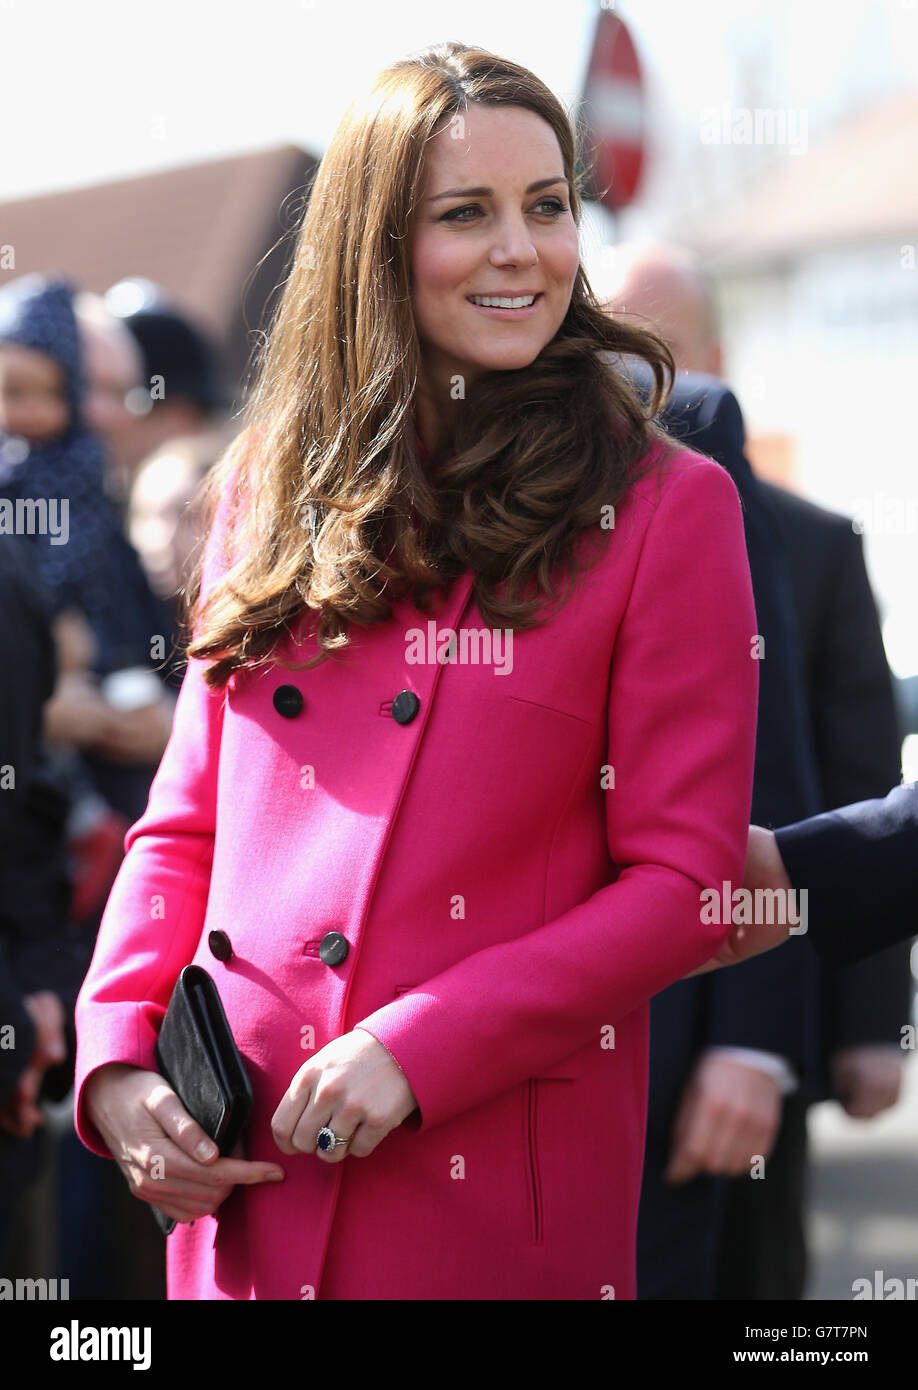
left=441, top=199, right=569, bottom=223
left=441, top=204, right=481, bottom=222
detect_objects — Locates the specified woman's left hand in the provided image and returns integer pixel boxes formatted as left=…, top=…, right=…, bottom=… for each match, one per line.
left=271, top=1030, right=418, bottom=1164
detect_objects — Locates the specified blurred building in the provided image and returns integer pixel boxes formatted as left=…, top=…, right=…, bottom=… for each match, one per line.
left=670, top=88, right=918, bottom=720
left=0, top=143, right=318, bottom=393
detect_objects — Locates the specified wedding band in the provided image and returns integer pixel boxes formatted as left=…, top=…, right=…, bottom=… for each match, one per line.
left=316, top=1126, right=351, bottom=1153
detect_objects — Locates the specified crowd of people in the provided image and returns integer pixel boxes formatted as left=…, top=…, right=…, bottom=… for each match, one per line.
left=0, top=270, right=236, bottom=1294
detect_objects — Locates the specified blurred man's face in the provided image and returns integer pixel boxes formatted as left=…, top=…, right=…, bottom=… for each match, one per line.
left=128, top=451, right=204, bottom=600
left=81, top=318, right=205, bottom=492
left=602, top=261, right=722, bottom=378
left=80, top=321, right=145, bottom=484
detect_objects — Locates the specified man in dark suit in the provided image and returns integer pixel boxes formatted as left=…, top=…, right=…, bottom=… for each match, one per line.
left=626, top=362, right=822, bottom=1299
left=603, top=242, right=910, bottom=1299
left=715, top=485, right=909, bottom=1298
left=757, top=482, right=908, bottom=1111
left=715, top=790, right=917, bottom=968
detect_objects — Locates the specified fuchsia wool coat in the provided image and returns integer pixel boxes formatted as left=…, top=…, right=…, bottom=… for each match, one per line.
left=74, top=442, right=758, bottom=1300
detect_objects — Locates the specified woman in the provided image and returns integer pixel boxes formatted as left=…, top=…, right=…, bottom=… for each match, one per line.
left=74, top=41, right=758, bottom=1300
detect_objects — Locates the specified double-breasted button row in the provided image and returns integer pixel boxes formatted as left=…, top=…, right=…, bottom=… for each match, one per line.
left=209, top=927, right=349, bottom=967
left=273, top=684, right=420, bottom=724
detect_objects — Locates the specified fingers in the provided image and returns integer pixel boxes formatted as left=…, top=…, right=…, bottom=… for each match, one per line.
left=665, top=1094, right=715, bottom=1185
left=121, top=1132, right=285, bottom=1222
left=146, top=1080, right=285, bottom=1180
left=24, top=992, right=68, bottom=1066
left=145, top=1079, right=223, bottom=1164
left=271, top=1068, right=313, bottom=1155
left=665, top=1090, right=779, bottom=1183
left=289, top=1103, right=361, bottom=1164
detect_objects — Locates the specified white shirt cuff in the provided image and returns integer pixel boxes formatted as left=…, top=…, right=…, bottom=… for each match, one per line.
left=704, top=1046, right=799, bottom=1095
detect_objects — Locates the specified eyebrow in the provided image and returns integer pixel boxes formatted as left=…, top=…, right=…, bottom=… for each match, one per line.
left=427, top=176, right=569, bottom=202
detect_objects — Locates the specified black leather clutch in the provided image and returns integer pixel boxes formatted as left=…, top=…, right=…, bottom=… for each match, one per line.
left=151, top=964, right=253, bottom=1235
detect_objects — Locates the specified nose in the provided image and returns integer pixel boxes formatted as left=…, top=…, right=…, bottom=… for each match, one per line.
left=487, top=212, right=539, bottom=270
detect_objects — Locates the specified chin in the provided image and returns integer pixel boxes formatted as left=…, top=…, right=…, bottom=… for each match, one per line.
left=469, top=344, right=547, bottom=374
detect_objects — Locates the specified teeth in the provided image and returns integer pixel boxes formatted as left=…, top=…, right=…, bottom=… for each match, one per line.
left=469, top=294, right=536, bottom=308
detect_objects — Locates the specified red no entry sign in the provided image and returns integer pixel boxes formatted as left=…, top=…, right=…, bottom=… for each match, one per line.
left=580, top=10, right=646, bottom=212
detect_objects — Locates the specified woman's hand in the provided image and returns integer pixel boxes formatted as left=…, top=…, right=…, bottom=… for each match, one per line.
left=271, top=1030, right=418, bottom=1164
left=84, top=1063, right=285, bottom=1224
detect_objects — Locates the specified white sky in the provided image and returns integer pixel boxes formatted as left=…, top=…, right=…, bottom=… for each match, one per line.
left=2, top=0, right=914, bottom=202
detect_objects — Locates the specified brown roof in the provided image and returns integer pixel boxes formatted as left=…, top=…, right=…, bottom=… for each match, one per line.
left=0, top=143, right=319, bottom=387
left=675, top=87, right=918, bottom=271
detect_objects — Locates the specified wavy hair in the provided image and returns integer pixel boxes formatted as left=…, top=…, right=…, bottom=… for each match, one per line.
left=185, top=40, right=677, bottom=689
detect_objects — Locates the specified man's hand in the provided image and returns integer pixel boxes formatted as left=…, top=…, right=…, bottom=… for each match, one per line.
left=830, top=1045, right=904, bottom=1119
left=89, top=697, right=174, bottom=764
left=688, top=825, right=794, bottom=975
left=0, top=992, right=68, bottom=1137
left=664, top=1053, right=782, bottom=1183
left=272, top=1029, right=418, bottom=1163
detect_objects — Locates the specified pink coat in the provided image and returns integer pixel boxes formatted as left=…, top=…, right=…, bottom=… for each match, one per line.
left=74, top=443, right=758, bottom=1300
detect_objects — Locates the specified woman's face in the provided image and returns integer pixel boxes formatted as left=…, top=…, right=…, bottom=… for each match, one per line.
left=409, top=103, right=580, bottom=401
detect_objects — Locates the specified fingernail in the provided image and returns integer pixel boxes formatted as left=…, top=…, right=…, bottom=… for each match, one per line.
left=267, top=1170, right=285, bottom=1181
left=196, top=1139, right=217, bottom=1160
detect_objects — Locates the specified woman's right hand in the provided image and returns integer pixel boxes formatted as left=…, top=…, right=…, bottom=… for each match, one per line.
left=84, top=1063, right=285, bottom=1224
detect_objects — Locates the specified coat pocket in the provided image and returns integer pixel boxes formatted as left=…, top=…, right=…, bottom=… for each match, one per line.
left=525, top=1079, right=543, bottom=1245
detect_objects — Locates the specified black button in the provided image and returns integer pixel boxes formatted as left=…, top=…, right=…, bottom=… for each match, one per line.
left=318, top=931, right=349, bottom=966
left=273, top=684, right=303, bottom=718
left=391, top=690, right=420, bottom=725
left=208, top=929, right=233, bottom=962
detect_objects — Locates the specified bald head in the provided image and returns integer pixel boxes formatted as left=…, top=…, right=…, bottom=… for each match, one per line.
left=588, top=242, right=722, bottom=379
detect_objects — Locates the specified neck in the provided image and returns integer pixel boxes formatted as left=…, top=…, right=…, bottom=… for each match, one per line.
left=414, top=362, right=468, bottom=456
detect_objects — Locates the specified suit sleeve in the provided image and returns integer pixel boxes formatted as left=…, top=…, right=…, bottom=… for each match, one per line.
left=72, top=471, right=241, bottom=1157
left=775, top=782, right=918, bottom=968
left=355, top=460, right=759, bottom=1131
left=773, top=783, right=918, bottom=967
left=811, top=524, right=912, bottom=1047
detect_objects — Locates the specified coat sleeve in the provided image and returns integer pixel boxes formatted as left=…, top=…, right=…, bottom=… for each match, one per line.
left=72, top=463, right=243, bottom=1157
left=354, top=459, right=760, bottom=1131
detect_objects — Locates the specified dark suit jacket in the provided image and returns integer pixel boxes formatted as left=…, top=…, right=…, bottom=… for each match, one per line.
left=626, top=367, right=825, bottom=1139
left=777, top=782, right=918, bottom=967
left=762, top=484, right=911, bottom=1080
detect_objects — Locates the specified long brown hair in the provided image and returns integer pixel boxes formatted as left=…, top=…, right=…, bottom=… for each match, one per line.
left=186, top=40, right=676, bottom=689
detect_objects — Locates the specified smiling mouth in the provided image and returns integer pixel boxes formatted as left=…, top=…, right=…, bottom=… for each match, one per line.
left=467, top=293, right=541, bottom=309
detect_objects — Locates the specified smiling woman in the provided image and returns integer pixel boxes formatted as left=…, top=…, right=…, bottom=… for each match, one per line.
left=74, top=40, right=759, bottom=1302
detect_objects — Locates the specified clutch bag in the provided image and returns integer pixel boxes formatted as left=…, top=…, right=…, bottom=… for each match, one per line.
left=151, top=964, right=253, bottom=1235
